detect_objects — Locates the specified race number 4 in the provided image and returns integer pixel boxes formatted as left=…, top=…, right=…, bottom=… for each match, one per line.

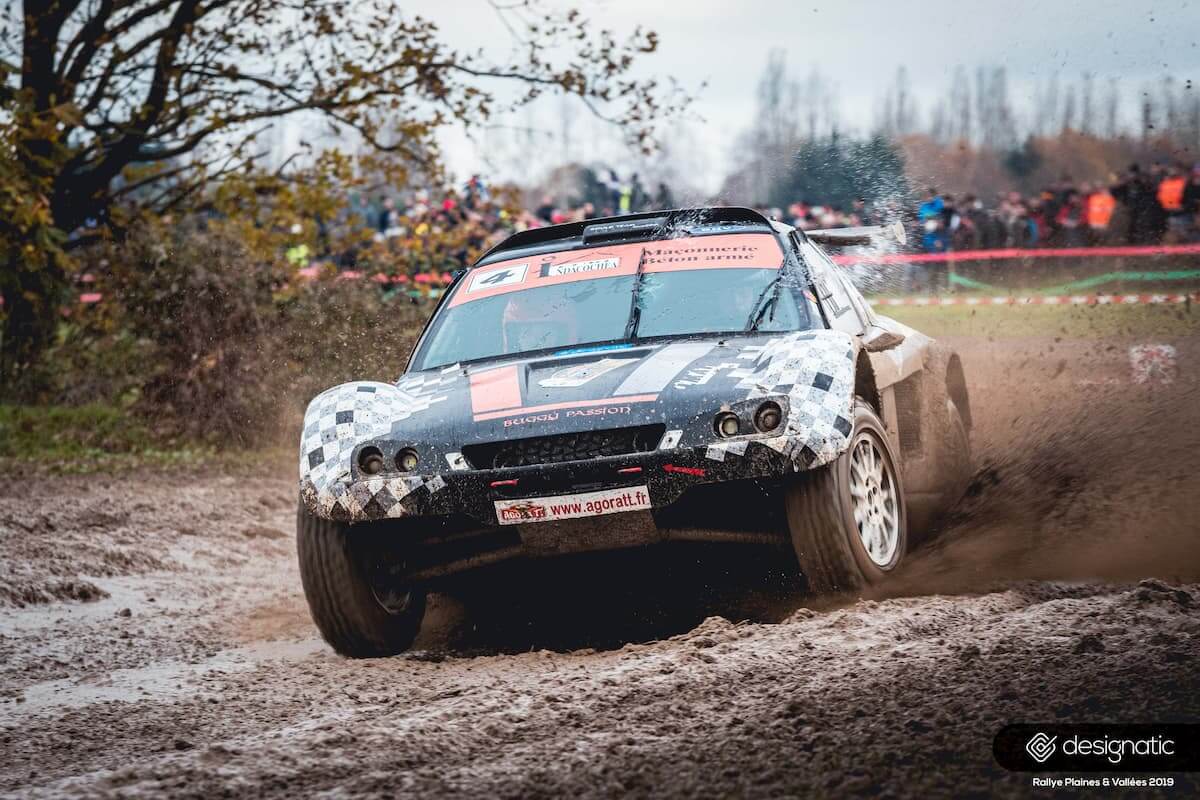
left=468, top=264, right=528, bottom=292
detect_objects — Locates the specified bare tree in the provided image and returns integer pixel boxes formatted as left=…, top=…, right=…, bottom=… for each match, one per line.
left=1185, top=82, right=1200, bottom=153
left=929, top=99, right=949, bottom=144
left=755, top=50, right=801, bottom=152
left=973, top=66, right=1015, bottom=150
left=1034, top=73, right=1061, bottom=137
left=1061, top=83, right=1077, bottom=132
left=734, top=49, right=801, bottom=204
left=0, top=0, right=683, bottom=381
left=894, top=66, right=917, bottom=134
left=876, top=65, right=917, bottom=138
left=948, top=66, right=971, bottom=142
left=1079, top=72, right=1096, bottom=135
left=1103, top=78, right=1121, bottom=138
left=1, top=0, right=680, bottom=238
left=800, top=66, right=838, bottom=142
left=1161, top=76, right=1179, bottom=134
left=1141, top=86, right=1155, bottom=140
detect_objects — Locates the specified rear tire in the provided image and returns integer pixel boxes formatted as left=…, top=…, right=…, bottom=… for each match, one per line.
left=943, top=397, right=972, bottom=500
left=297, top=504, right=426, bottom=657
left=926, top=346, right=972, bottom=510
left=786, top=400, right=908, bottom=594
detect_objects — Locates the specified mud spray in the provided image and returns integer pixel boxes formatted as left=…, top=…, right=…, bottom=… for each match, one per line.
left=884, top=334, right=1200, bottom=597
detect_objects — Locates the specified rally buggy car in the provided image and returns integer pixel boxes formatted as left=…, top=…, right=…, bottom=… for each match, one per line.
left=297, top=207, right=972, bottom=657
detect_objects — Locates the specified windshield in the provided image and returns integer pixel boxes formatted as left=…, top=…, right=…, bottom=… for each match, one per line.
left=411, top=233, right=811, bottom=370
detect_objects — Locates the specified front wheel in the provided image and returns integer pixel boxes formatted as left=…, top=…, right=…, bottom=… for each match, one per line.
left=297, top=504, right=426, bottom=657
left=786, top=400, right=907, bottom=594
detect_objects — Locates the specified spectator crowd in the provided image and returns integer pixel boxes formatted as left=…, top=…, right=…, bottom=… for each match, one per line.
left=305, top=170, right=675, bottom=278
left=902, top=162, right=1200, bottom=252
left=769, top=162, right=1200, bottom=253
left=295, top=161, right=1200, bottom=280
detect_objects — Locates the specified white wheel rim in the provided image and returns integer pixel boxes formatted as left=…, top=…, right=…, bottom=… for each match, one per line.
left=848, top=433, right=900, bottom=567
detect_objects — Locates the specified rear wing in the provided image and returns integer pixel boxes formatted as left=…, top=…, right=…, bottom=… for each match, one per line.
left=806, top=221, right=907, bottom=247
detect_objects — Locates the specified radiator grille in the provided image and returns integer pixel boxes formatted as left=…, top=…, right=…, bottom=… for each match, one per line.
left=462, top=424, right=666, bottom=470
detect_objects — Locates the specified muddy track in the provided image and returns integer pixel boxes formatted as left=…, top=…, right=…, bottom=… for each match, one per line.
left=1, top=333, right=1199, bottom=798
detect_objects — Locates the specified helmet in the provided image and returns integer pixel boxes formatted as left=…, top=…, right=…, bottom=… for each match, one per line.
left=501, top=292, right=577, bottom=354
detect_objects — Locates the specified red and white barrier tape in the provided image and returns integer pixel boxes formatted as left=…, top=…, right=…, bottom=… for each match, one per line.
left=871, top=293, right=1198, bottom=307
left=832, top=243, right=1200, bottom=265
left=296, top=267, right=454, bottom=285
left=54, top=292, right=1200, bottom=310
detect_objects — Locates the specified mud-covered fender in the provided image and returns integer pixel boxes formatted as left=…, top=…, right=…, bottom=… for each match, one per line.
left=298, top=377, right=456, bottom=520
left=863, top=315, right=931, bottom=389
left=860, top=316, right=932, bottom=456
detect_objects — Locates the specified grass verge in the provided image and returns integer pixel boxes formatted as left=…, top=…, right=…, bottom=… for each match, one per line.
left=0, top=404, right=285, bottom=475
left=879, top=301, right=1200, bottom=339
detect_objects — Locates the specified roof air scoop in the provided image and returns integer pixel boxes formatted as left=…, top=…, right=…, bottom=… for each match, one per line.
left=582, top=217, right=671, bottom=244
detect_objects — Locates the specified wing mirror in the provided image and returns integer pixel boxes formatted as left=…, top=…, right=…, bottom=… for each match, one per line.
left=807, top=220, right=907, bottom=247
left=862, top=325, right=906, bottom=353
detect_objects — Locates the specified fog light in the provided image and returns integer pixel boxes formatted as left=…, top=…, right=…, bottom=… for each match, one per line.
left=396, top=448, right=419, bottom=472
left=714, top=412, right=740, bottom=438
left=754, top=401, right=783, bottom=432
left=358, top=446, right=385, bottom=475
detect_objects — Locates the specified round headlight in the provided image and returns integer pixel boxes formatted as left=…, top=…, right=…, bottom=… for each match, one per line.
left=396, top=448, right=419, bottom=472
left=714, top=412, right=740, bottom=438
left=358, top=446, right=385, bottom=475
left=754, top=401, right=783, bottom=432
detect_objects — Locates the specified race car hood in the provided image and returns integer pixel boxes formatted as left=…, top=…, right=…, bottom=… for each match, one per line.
left=299, top=329, right=858, bottom=508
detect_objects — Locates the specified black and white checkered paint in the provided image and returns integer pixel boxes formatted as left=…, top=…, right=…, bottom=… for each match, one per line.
left=297, top=330, right=860, bottom=523
left=705, top=330, right=856, bottom=470
left=299, top=372, right=457, bottom=519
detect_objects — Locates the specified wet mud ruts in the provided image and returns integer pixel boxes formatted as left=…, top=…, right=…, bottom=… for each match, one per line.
left=1, top=332, right=1198, bottom=797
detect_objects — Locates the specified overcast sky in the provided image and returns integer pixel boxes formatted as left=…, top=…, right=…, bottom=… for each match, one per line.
left=416, top=0, right=1199, bottom=190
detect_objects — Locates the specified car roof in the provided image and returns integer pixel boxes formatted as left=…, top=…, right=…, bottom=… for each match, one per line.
left=475, top=207, right=779, bottom=267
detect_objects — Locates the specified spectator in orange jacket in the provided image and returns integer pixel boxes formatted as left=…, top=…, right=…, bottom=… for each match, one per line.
left=1159, top=165, right=1190, bottom=243
left=1084, top=183, right=1116, bottom=244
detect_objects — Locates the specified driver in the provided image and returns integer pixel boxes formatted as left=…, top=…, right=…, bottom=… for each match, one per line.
left=501, top=291, right=578, bottom=354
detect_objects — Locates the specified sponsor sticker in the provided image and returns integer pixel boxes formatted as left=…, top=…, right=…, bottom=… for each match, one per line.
left=494, top=485, right=652, bottom=525
left=539, top=357, right=629, bottom=388
left=468, top=263, right=528, bottom=292
left=1129, top=344, right=1177, bottom=385
left=673, top=362, right=740, bottom=389
left=540, top=256, right=620, bottom=277
left=565, top=405, right=631, bottom=418
left=502, top=411, right=560, bottom=428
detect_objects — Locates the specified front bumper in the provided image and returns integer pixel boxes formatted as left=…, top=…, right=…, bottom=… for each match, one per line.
left=300, top=433, right=828, bottom=526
